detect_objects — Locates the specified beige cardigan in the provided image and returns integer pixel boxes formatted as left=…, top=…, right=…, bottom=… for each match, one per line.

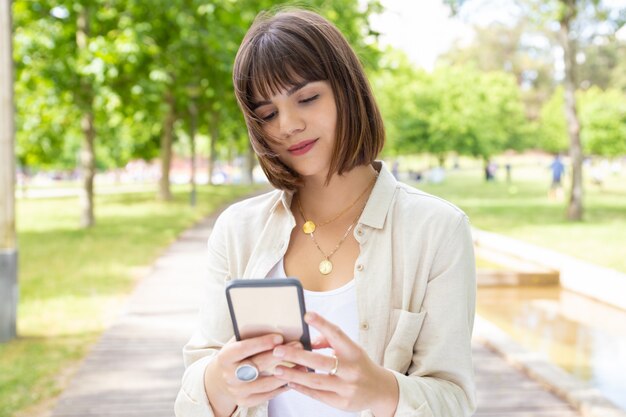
left=175, top=162, right=476, bottom=417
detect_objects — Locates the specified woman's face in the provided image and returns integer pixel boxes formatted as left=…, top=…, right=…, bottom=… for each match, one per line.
left=252, top=80, right=337, bottom=179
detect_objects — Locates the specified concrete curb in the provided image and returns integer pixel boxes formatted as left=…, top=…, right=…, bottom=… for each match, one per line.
left=473, top=228, right=626, bottom=311
left=474, top=314, right=626, bottom=417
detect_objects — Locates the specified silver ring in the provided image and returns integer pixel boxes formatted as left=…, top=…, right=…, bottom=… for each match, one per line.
left=235, top=363, right=259, bottom=382
left=329, top=354, right=339, bottom=376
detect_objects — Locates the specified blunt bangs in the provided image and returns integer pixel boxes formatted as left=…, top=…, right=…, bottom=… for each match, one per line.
left=247, top=32, right=326, bottom=105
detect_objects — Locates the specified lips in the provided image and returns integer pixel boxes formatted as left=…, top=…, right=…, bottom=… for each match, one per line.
left=288, top=139, right=318, bottom=156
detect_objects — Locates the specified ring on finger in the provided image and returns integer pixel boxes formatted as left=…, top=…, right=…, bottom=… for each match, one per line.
left=328, top=354, right=339, bottom=376
left=235, top=363, right=259, bottom=382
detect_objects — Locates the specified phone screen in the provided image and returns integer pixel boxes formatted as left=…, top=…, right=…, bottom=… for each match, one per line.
left=226, top=278, right=311, bottom=350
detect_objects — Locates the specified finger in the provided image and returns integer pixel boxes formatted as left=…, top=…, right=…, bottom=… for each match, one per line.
left=251, top=353, right=297, bottom=374
left=251, top=341, right=303, bottom=373
left=252, top=350, right=283, bottom=373
left=239, top=384, right=291, bottom=408
left=311, top=336, right=331, bottom=350
left=224, top=334, right=284, bottom=364
left=232, top=375, right=287, bottom=397
left=274, top=365, right=340, bottom=392
left=273, top=345, right=336, bottom=373
left=305, top=312, right=353, bottom=353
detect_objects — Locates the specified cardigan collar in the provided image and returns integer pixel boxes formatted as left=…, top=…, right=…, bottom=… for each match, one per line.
left=360, top=160, right=397, bottom=230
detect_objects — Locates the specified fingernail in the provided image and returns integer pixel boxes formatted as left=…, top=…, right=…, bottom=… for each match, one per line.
left=304, top=312, right=315, bottom=322
left=273, top=335, right=283, bottom=344
left=273, top=347, right=285, bottom=357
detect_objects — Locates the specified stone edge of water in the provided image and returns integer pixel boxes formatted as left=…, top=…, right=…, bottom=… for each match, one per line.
left=473, top=314, right=626, bottom=417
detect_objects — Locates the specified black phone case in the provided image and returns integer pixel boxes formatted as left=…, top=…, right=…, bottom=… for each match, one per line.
left=225, top=278, right=312, bottom=351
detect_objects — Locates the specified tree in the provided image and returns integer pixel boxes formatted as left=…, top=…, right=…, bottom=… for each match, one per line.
left=429, top=66, right=528, bottom=163
left=438, top=20, right=556, bottom=120
left=373, top=49, right=528, bottom=166
left=536, top=85, right=626, bottom=160
left=14, top=0, right=131, bottom=227
left=1, top=0, right=18, bottom=342
left=444, top=0, right=625, bottom=220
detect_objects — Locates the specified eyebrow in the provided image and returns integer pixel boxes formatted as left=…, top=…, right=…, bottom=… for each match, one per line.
left=251, top=81, right=310, bottom=110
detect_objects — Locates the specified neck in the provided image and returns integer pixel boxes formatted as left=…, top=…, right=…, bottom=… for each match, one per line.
left=296, top=164, right=377, bottom=221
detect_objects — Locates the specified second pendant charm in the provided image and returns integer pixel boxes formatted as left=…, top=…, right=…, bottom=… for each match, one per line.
left=319, top=259, right=333, bottom=275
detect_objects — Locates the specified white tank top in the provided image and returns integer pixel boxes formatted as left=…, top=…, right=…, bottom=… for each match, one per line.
left=266, top=258, right=359, bottom=417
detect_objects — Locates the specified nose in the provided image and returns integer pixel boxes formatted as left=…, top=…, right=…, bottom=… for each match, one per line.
left=278, top=107, right=305, bottom=138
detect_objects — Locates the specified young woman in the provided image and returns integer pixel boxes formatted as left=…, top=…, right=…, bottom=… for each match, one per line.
left=175, top=8, right=476, bottom=417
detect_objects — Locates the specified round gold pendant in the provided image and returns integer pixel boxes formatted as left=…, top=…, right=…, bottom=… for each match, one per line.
left=303, top=221, right=316, bottom=235
left=319, top=259, right=333, bottom=275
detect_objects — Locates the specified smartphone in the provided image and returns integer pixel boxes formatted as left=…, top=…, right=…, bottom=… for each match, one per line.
left=225, top=278, right=312, bottom=351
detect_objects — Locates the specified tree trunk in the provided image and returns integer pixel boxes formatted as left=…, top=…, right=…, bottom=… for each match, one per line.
left=79, top=111, right=96, bottom=228
left=77, top=5, right=95, bottom=228
left=0, top=0, right=17, bottom=342
left=189, top=100, right=197, bottom=206
left=159, top=89, right=175, bottom=201
left=208, top=111, right=219, bottom=185
left=559, top=0, right=583, bottom=221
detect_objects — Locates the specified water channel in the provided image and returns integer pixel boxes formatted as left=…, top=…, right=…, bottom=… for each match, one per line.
left=477, top=285, right=626, bottom=410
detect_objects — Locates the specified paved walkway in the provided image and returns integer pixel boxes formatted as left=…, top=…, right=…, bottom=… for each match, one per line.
left=50, top=211, right=581, bottom=417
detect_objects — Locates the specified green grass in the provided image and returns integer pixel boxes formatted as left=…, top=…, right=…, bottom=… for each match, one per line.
left=0, top=183, right=259, bottom=417
left=412, top=159, right=626, bottom=274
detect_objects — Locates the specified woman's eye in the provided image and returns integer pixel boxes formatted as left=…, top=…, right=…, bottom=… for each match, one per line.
left=300, top=94, right=319, bottom=104
left=261, top=111, right=276, bottom=121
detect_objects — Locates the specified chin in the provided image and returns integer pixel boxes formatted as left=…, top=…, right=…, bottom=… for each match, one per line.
left=298, top=167, right=331, bottom=179
left=282, top=157, right=330, bottom=179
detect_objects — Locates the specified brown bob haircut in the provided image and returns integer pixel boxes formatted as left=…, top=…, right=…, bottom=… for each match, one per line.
left=233, top=8, right=385, bottom=191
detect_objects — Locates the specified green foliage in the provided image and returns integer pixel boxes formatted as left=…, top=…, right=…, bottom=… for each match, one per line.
left=15, top=0, right=623, bottom=175
left=13, top=0, right=139, bottom=171
left=537, top=86, right=569, bottom=153
left=579, top=87, right=626, bottom=157
left=537, top=86, right=626, bottom=156
left=374, top=55, right=528, bottom=161
left=13, top=0, right=383, bottom=174
left=431, top=66, right=528, bottom=159
left=372, top=50, right=434, bottom=155
left=13, top=1, right=81, bottom=169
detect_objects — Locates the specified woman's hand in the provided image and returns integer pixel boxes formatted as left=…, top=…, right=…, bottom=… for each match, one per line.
left=204, top=334, right=300, bottom=416
left=271, top=312, right=399, bottom=417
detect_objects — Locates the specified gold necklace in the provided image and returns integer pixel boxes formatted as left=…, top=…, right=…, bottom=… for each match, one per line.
left=296, top=174, right=377, bottom=235
left=309, top=204, right=366, bottom=275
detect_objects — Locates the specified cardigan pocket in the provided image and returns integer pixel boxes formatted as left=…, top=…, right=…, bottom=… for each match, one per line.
left=383, top=309, right=426, bottom=374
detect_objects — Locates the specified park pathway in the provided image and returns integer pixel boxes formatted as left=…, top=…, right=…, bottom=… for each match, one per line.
left=50, top=209, right=581, bottom=417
